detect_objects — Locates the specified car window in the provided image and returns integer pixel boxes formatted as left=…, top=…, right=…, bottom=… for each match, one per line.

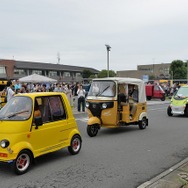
left=174, top=87, right=188, bottom=98
left=0, top=96, right=32, bottom=120
left=49, top=96, right=66, bottom=121
left=88, top=81, right=116, bottom=97
left=35, top=96, right=66, bottom=123
left=39, top=97, right=52, bottom=123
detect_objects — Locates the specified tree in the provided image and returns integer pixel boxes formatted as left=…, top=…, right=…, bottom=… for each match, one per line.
left=82, top=69, right=93, bottom=78
left=89, top=74, right=96, bottom=79
left=149, top=75, right=155, bottom=80
left=98, top=70, right=116, bottom=78
left=169, top=60, right=187, bottom=79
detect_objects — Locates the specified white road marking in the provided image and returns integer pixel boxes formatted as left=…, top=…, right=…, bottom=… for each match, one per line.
left=76, top=118, right=88, bottom=122
left=149, top=107, right=166, bottom=111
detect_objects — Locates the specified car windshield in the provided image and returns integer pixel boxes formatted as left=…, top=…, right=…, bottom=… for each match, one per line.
left=0, top=96, right=32, bottom=120
left=174, top=87, right=188, bottom=99
left=88, top=81, right=116, bottom=97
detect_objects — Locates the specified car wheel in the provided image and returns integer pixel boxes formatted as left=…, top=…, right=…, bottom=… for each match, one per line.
left=138, top=117, right=147, bottom=129
left=167, top=106, right=173, bottom=116
left=13, top=150, right=32, bottom=175
left=184, top=106, right=188, bottom=117
left=68, top=135, right=82, bottom=155
left=146, top=96, right=151, bottom=100
left=87, top=124, right=99, bottom=137
left=161, top=96, right=166, bottom=101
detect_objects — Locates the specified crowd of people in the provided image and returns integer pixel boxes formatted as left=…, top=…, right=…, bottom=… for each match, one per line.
left=158, top=82, right=181, bottom=97
left=147, top=81, right=182, bottom=97
left=1, top=80, right=88, bottom=112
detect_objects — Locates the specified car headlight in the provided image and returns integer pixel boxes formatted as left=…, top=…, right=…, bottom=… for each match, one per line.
left=85, top=102, right=89, bottom=108
left=102, top=103, right=107, bottom=109
left=0, top=140, right=10, bottom=148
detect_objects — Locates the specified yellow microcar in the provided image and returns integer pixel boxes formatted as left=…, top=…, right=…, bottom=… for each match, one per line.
left=0, top=92, right=82, bottom=175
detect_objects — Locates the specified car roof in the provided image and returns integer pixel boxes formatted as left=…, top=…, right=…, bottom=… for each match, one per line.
left=92, top=77, right=144, bottom=85
left=15, top=92, right=65, bottom=99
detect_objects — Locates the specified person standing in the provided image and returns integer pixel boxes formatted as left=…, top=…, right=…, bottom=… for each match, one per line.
left=73, top=82, right=80, bottom=109
left=41, top=84, right=47, bottom=92
left=14, top=79, right=21, bottom=90
left=77, top=85, right=86, bottom=112
left=6, top=81, right=15, bottom=102
left=65, top=84, right=73, bottom=107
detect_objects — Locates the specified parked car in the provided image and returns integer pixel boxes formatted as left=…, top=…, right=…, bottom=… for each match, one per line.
left=0, top=92, right=82, bottom=175
left=145, top=84, right=165, bottom=101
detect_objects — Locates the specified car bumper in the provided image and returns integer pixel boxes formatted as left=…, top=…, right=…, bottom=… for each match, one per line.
left=171, top=106, right=185, bottom=115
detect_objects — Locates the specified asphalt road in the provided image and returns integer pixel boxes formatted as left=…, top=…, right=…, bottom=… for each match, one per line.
left=1, top=102, right=188, bottom=188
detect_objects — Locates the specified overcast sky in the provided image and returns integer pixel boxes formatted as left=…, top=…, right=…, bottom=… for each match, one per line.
left=1, top=0, right=188, bottom=71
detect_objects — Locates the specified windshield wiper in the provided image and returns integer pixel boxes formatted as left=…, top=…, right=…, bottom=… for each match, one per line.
left=0, top=110, right=29, bottom=119
left=96, top=85, right=110, bottom=96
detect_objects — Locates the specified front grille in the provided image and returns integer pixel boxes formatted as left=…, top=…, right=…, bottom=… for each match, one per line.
left=88, top=102, right=102, bottom=117
left=87, top=102, right=114, bottom=117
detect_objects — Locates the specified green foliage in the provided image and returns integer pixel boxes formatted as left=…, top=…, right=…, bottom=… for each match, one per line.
left=82, top=69, right=93, bottom=78
left=170, top=60, right=187, bottom=79
left=98, top=70, right=116, bottom=78
left=89, top=75, right=96, bottom=79
left=149, top=75, right=155, bottom=80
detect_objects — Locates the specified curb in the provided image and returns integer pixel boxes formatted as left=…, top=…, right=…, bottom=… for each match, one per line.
left=137, top=157, right=188, bottom=188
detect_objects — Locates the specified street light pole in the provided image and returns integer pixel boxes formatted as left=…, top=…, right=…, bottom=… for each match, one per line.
left=187, top=61, right=188, bottom=84
left=105, top=44, right=111, bottom=77
left=171, top=71, right=173, bottom=87
left=171, top=71, right=173, bottom=81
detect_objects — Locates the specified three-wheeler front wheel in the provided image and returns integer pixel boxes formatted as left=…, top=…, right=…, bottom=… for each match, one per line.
left=87, top=124, right=99, bottom=137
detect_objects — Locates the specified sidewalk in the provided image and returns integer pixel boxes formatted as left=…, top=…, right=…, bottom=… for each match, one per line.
left=138, top=157, right=188, bottom=188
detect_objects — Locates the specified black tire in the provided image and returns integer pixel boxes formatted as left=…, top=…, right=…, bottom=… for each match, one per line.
left=138, top=117, right=147, bottom=129
left=184, top=106, right=188, bottom=117
left=68, top=135, right=82, bottom=155
left=167, top=106, right=173, bottom=116
left=12, top=150, right=32, bottom=175
left=87, top=124, right=99, bottom=137
left=161, top=95, right=166, bottom=101
left=147, top=96, right=151, bottom=100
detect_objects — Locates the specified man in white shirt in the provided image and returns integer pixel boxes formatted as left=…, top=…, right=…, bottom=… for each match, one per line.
left=77, top=85, right=86, bottom=112
left=6, top=81, right=15, bottom=102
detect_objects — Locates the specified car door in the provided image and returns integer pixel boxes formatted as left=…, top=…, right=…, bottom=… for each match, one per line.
left=29, top=95, right=69, bottom=156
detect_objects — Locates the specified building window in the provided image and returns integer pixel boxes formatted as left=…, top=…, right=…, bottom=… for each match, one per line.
left=0, top=66, right=6, bottom=74
left=76, top=73, right=81, bottom=77
left=14, top=69, right=25, bottom=75
left=32, top=70, right=42, bottom=75
left=49, top=71, right=57, bottom=77
left=63, top=72, right=71, bottom=77
left=164, top=67, right=169, bottom=74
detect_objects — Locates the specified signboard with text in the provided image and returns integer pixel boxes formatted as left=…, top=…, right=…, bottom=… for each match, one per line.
left=143, top=75, right=149, bottom=82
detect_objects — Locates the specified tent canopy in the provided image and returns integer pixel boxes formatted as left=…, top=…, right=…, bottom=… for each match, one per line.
left=19, top=74, right=57, bottom=83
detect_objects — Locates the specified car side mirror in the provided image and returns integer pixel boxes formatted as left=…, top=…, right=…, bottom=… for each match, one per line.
left=34, top=117, right=43, bottom=129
